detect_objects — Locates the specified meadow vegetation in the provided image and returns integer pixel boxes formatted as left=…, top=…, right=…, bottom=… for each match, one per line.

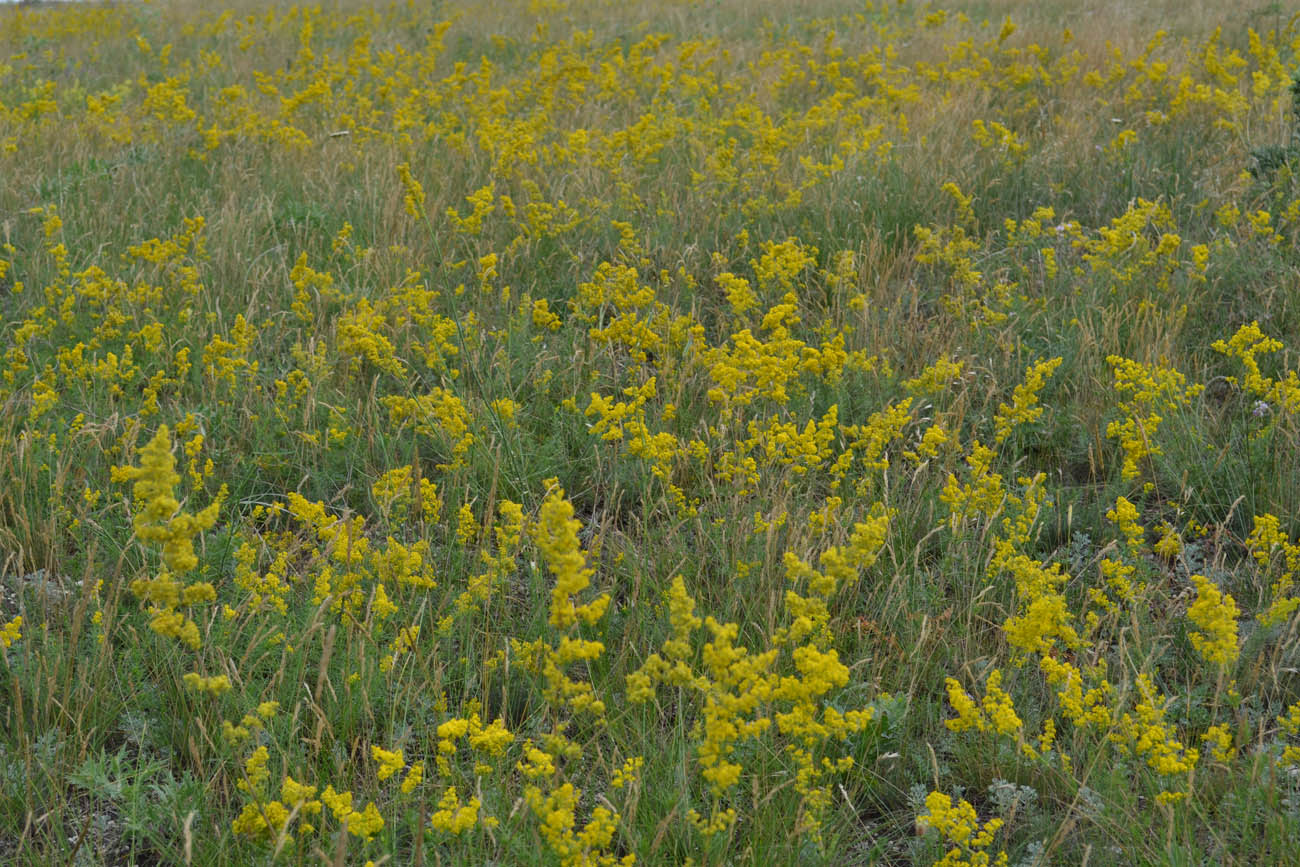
left=2, top=0, right=1300, bottom=862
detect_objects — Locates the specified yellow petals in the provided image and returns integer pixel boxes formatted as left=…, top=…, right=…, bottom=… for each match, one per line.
left=1186, top=575, right=1240, bottom=668
left=0, top=616, right=21, bottom=649
left=371, top=745, right=405, bottom=781
left=430, top=786, right=481, bottom=835
left=182, top=672, right=232, bottom=695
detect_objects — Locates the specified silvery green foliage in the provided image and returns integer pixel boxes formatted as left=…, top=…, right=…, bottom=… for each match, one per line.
left=907, top=782, right=930, bottom=813
left=1013, top=839, right=1048, bottom=867
left=988, top=778, right=1038, bottom=816
left=1076, top=784, right=1105, bottom=818
left=1281, top=766, right=1300, bottom=817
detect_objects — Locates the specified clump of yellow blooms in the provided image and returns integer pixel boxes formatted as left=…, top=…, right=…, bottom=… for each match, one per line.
left=1186, top=575, right=1240, bottom=669
left=112, top=425, right=224, bottom=650
left=435, top=711, right=514, bottom=776
left=1107, top=496, right=1146, bottom=555
left=379, top=625, right=420, bottom=673
left=371, top=745, right=404, bottom=781
left=454, top=501, right=525, bottom=617
left=513, top=483, right=612, bottom=721
left=0, top=616, right=21, bottom=649
left=904, top=356, right=966, bottom=397
left=456, top=503, right=478, bottom=546
left=1114, top=675, right=1199, bottom=802
left=993, top=357, right=1062, bottom=443
left=941, top=442, right=1007, bottom=524
left=372, top=465, right=441, bottom=524
left=917, top=792, right=1009, bottom=867
left=1248, top=514, right=1300, bottom=626
left=1154, top=523, right=1183, bottom=559
left=182, top=672, right=232, bottom=695
left=396, top=163, right=426, bottom=220
left=1278, top=703, right=1300, bottom=767
left=430, top=786, right=482, bottom=835
left=513, top=518, right=574, bottom=618
left=382, top=389, right=476, bottom=471
left=325, top=789, right=385, bottom=841
left=202, top=314, right=259, bottom=396
left=944, top=670, right=1022, bottom=737
left=232, top=743, right=385, bottom=845
left=1213, top=322, right=1300, bottom=416
left=222, top=700, right=279, bottom=746
left=1201, top=724, right=1236, bottom=764
left=628, top=504, right=888, bottom=848
left=1039, top=655, right=1113, bottom=729
left=231, top=749, right=293, bottom=842
left=1105, top=356, right=1202, bottom=481
left=400, top=761, right=424, bottom=796
left=525, top=782, right=631, bottom=866
left=781, top=507, right=891, bottom=645
left=611, top=755, right=644, bottom=790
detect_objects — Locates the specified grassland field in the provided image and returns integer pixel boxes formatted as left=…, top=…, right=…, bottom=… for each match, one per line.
left=3, top=0, right=1300, bottom=863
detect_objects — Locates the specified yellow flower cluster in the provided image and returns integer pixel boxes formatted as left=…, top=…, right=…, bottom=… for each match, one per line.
left=1105, top=356, right=1201, bottom=482
left=1279, top=703, right=1300, bottom=768
left=283, top=492, right=436, bottom=625
left=382, top=389, right=476, bottom=471
left=1186, top=575, right=1240, bottom=669
left=371, top=745, right=404, bottom=781
left=535, top=487, right=609, bottom=631
left=436, top=711, right=514, bottom=776
left=182, top=672, right=232, bottom=695
left=112, top=425, right=223, bottom=650
left=944, top=670, right=1022, bottom=737
left=992, top=357, right=1062, bottom=443
left=430, top=786, right=481, bottom=835
left=0, top=616, right=21, bottom=649
left=525, top=782, right=631, bottom=867
left=221, top=700, right=279, bottom=746
left=453, top=501, right=524, bottom=618
left=1213, top=322, right=1300, bottom=418
left=1248, top=514, right=1300, bottom=626
left=232, top=744, right=385, bottom=845
left=628, top=506, right=887, bottom=847
left=917, top=792, right=1009, bottom=867
left=1113, top=675, right=1199, bottom=800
